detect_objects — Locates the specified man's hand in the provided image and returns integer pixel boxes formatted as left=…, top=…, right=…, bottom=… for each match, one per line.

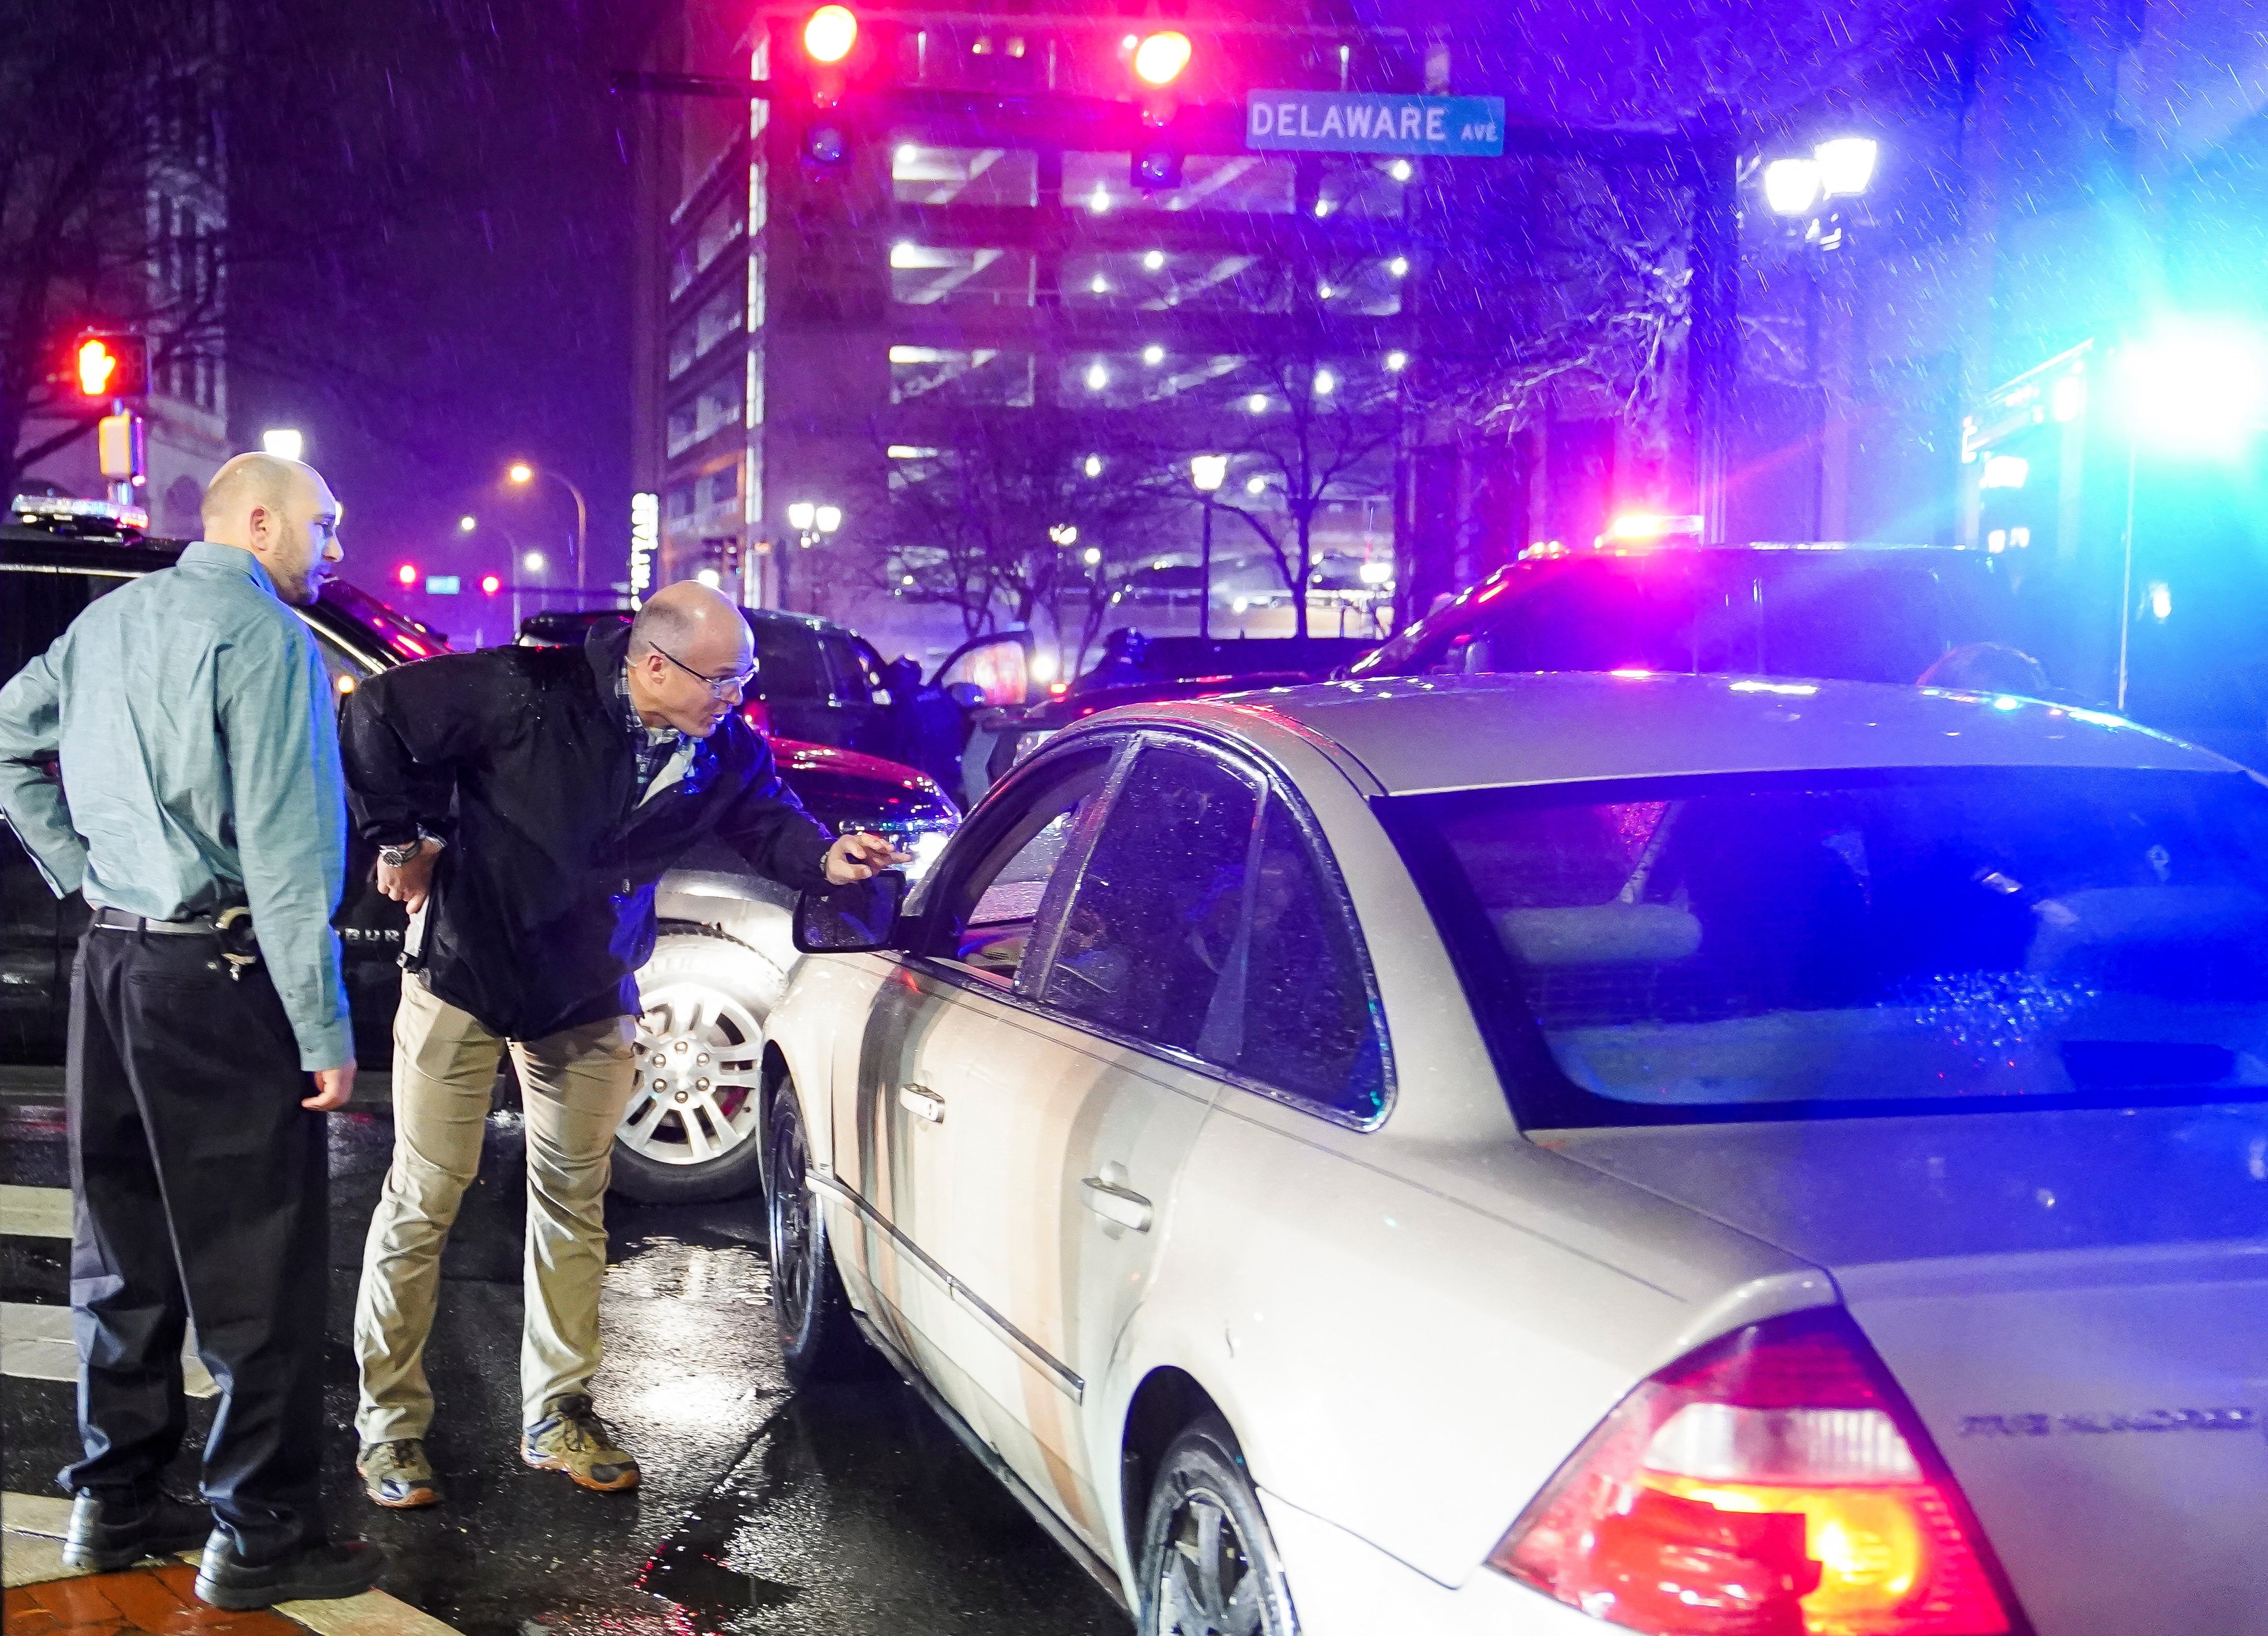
left=304, top=1061, right=357, bottom=1111
left=824, top=831, right=913, bottom=885
left=376, top=836, right=441, bottom=913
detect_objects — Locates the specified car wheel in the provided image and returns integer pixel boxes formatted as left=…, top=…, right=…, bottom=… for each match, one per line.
left=764, top=1084, right=874, bottom=1384
left=612, top=927, right=781, bottom=1204
left=1139, top=1416, right=1299, bottom=1636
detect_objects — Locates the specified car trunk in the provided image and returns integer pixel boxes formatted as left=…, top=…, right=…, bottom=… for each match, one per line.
left=1537, top=1106, right=2268, bottom=1636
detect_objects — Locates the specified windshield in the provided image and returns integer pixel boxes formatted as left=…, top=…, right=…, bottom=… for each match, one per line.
left=1388, top=767, right=2268, bottom=1126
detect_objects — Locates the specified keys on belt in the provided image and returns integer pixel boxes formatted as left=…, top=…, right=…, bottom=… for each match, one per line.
left=89, top=905, right=262, bottom=981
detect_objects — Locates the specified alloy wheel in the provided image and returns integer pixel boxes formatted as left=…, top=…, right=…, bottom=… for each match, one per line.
left=1153, top=1487, right=1264, bottom=1636
left=620, top=980, right=765, bottom=1167
left=767, top=1104, right=815, bottom=1332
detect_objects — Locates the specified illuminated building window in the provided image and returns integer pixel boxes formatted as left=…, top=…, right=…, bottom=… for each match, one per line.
left=1063, top=152, right=1296, bottom=216
left=889, top=345, right=1035, bottom=406
left=891, top=144, right=1038, bottom=206
left=889, top=243, right=1035, bottom=306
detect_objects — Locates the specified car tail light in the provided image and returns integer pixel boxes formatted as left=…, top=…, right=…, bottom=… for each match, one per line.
left=1489, top=1308, right=2014, bottom=1636
left=740, top=699, right=771, bottom=735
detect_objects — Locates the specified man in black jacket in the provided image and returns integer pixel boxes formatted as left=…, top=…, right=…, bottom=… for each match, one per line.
left=339, top=582, right=897, bottom=1507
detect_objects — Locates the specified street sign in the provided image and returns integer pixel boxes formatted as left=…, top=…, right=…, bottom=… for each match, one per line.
left=1246, top=90, right=1505, bottom=157
left=425, top=575, right=462, bottom=595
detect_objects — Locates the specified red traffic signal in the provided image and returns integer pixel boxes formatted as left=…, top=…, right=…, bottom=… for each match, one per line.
left=1132, top=31, right=1191, bottom=87
left=395, top=563, right=419, bottom=587
left=480, top=573, right=502, bottom=596
left=801, top=5, right=857, bottom=64
left=69, top=333, right=149, bottom=399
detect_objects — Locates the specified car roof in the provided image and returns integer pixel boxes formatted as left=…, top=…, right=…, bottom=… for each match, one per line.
left=1076, top=671, right=2236, bottom=795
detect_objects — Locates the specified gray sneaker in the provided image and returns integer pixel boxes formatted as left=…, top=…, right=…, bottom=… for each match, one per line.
left=521, top=1395, right=640, bottom=1492
left=357, top=1439, right=441, bottom=1509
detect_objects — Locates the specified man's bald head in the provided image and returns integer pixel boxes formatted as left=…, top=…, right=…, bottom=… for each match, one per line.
left=200, top=452, right=342, bottom=606
left=630, top=580, right=742, bottom=662
left=624, top=580, right=755, bottom=738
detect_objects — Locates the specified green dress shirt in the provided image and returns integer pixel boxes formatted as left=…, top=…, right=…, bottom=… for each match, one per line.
left=0, top=542, right=352, bottom=1070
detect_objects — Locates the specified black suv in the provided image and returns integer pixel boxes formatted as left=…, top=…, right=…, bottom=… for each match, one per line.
left=2, top=513, right=959, bottom=1202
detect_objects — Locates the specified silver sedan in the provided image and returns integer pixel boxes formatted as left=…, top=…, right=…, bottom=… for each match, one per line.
left=759, top=671, right=2268, bottom=1636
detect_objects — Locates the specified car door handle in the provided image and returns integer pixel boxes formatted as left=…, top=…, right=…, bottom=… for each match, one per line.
left=1081, top=1176, right=1153, bottom=1232
left=897, top=1083, right=946, bottom=1124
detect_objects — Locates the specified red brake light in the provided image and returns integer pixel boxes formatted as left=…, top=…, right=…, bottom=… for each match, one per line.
left=1490, top=1309, right=2013, bottom=1636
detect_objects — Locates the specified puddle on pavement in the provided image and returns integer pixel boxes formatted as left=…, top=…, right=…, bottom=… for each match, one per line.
left=637, top=1537, right=801, bottom=1630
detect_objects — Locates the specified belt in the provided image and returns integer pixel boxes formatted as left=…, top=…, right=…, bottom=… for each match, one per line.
left=89, top=906, right=241, bottom=935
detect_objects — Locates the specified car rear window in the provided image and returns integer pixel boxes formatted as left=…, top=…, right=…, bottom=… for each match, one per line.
left=751, top=622, right=826, bottom=700
left=1388, top=766, right=2268, bottom=1125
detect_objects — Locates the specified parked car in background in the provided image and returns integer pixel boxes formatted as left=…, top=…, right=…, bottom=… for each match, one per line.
left=519, top=607, right=1031, bottom=799
left=764, top=670, right=2268, bottom=1634
left=1351, top=542, right=2023, bottom=688
left=968, top=631, right=1379, bottom=790
left=0, top=511, right=958, bottom=1205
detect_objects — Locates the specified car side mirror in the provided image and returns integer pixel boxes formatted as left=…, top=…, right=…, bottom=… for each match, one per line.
left=793, top=869, right=906, bottom=954
left=945, top=680, right=988, bottom=711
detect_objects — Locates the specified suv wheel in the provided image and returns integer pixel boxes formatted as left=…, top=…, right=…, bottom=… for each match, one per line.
left=1139, top=1416, right=1298, bottom=1636
left=612, top=928, right=779, bottom=1204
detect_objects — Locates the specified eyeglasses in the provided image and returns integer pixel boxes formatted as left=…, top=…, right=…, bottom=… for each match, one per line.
left=653, top=644, right=757, bottom=698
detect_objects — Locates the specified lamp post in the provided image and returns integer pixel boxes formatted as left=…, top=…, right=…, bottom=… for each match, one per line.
left=783, top=501, right=842, bottom=611
left=458, top=514, right=526, bottom=641
left=506, top=461, right=589, bottom=602
left=1764, top=137, right=1877, bottom=542
left=1190, top=454, right=1227, bottom=641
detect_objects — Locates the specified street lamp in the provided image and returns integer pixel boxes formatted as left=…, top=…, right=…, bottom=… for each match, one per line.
left=261, top=429, right=304, bottom=461
left=505, top=461, right=589, bottom=602
left=1190, top=454, right=1227, bottom=641
left=1764, top=136, right=1879, bottom=539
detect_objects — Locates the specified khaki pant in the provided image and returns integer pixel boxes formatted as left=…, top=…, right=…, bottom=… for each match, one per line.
left=352, top=974, right=635, bottom=1442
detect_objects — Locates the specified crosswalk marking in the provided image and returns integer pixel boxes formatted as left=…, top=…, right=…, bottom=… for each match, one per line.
left=0, top=1184, right=71, bottom=1239
left=0, top=1186, right=217, bottom=1397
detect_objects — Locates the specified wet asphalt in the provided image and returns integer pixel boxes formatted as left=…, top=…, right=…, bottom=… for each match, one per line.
left=0, top=1100, right=1125, bottom=1636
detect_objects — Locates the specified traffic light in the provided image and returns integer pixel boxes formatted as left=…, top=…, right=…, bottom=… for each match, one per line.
left=480, top=573, right=502, bottom=596
left=1129, top=31, right=1191, bottom=192
left=68, top=333, right=149, bottom=400
left=395, top=563, right=419, bottom=588
left=796, top=6, right=865, bottom=167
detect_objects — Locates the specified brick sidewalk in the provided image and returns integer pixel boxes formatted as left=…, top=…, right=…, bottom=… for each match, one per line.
left=3, top=1497, right=455, bottom=1636
left=6, top=1563, right=299, bottom=1636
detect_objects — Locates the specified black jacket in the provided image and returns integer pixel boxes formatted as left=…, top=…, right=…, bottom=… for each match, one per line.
left=340, top=622, right=833, bottom=1039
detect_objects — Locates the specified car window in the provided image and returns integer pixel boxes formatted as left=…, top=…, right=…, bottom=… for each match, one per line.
left=1233, top=801, right=1388, bottom=1119
left=819, top=633, right=874, bottom=704
left=752, top=622, right=826, bottom=700
left=935, top=634, right=1030, bottom=707
left=305, top=626, right=365, bottom=705
left=937, top=746, right=1114, bottom=983
left=1396, top=766, right=2268, bottom=1127
left=1041, top=744, right=1262, bottom=1060
left=1, top=568, right=114, bottom=681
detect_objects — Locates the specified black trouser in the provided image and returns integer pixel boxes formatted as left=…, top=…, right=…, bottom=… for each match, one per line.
left=62, top=922, right=330, bottom=1563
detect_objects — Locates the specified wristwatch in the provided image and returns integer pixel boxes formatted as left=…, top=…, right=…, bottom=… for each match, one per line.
left=378, top=838, right=426, bottom=868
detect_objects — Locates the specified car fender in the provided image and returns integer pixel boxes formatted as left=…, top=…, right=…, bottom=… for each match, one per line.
left=1106, top=1094, right=1830, bottom=1592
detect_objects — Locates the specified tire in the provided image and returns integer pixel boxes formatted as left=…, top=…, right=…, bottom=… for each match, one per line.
left=611, top=927, right=784, bottom=1204
left=1138, top=1416, right=1300, bottom=1636
left=764, top=1084, right=875, bottom=1384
